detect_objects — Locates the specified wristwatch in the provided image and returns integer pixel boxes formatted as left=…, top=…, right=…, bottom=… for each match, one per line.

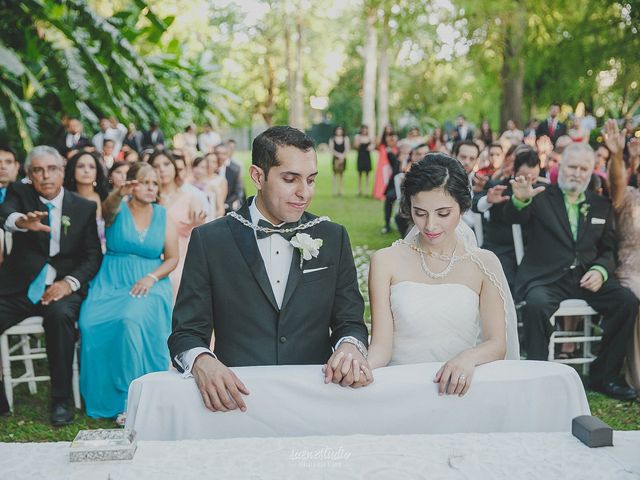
left=335, top=336, right=368, bottom=359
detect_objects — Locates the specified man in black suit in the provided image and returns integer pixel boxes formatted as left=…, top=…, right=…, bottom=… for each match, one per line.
left=472, top=145, right=543, bottom=291
left=536, top=103, right=567, bottom=145
left=57, top=117, right=93, bottom=159
left=504, top=142, right=638, bottom=400
left=142, top=122, right=165, bottom=150
left=169, top=126, right=371, bottom=413
left=214, top=142, right=244, bottom=212
left=455, top=115, right=474, bottom=141
left=0, top=146, right=103, bottom=422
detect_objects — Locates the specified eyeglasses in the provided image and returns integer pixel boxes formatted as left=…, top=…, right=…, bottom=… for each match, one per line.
left=30, top=165, right=62, bottom=176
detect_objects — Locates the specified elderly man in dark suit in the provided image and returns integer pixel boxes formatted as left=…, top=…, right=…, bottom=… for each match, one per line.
left=169, top=126, right=371, bottom=413
left=504, top=142, right=638, bottom=401
left=0, top=146, right=103, bottom=423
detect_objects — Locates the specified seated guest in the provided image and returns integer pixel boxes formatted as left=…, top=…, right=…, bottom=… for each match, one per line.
left=190, top=155, right=226, bottom=219
left=78, top=162, right=178, bottom=421
left=64, top=151, right=110, bottom=251
left=108, top=161, right=129, bottom=191
left=504, top=142, right=639, bottom=400
left=149, top=150, right=206, bottom=297
left=0, top=146, right=20, bottom=204
left=473, top=146, right=543, bottom=291
left=0, top=146, right=102, bottom=423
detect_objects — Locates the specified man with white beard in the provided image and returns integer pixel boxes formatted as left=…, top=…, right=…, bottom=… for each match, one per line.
left=503, top=143, right=638, bottom=401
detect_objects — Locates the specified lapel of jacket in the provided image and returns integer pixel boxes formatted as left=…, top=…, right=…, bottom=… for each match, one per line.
left=227, top=199, right=279, bottom=311
left=576, top=192, right=592, bottom=244
left=280, top=215, right=313, bottom=312
left=57, top=189, right=75, bottom=254
left=546, top=185, right=574, bottom=243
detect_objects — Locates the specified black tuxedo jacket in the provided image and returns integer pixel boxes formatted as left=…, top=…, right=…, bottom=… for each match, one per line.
left=224, top=161, right=244, bottom=211
left=0, top=183, right=103, bottom=297
left=502, top=184, right=616, bottom=300
left=536, top=120, right=567, bottom=144
left=57, top=134, right=93, bottom=157
left=142, top=129, right=165, bottom=148
left=168, top=200, right=369, bottom=370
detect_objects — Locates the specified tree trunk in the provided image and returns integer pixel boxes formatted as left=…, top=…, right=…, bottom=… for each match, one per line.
left=285, top=20, right=296, bottom=125
left=377, top=12, right=389, bottom=136
left=362, top=7, right=377, bottom=138
left=290, top=15, right=305, bottom=130
left=499, top=8, right=525, bottom=131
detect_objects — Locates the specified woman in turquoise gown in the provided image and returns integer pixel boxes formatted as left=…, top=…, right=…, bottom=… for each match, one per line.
left=79, top=162, right=178, bottom=419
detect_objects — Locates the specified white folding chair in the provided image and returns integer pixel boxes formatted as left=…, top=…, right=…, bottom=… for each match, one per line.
left=0, top=316, right=81, bottom=412
left=513, top=225, right=602, bottom=374
left=472, top=212, right=484, bottom=247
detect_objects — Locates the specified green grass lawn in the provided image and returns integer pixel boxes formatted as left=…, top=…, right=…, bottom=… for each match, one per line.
left=1, top=150, right=638, bottom=442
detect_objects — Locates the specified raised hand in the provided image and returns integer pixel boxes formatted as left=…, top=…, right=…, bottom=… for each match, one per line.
left=15, top=211, right=51, bottom=233
left=472, top=173, right=488, bottom=193
left=628, top=138, right=640, bottom=159
left=509, top=175, right=546, bottom=202
left=118, top=180, right=139, bottom=197
left=187, top=208, right=207, bottom=228
left=536, top=135, right=553, bottom=156
left=602, top=119, right=626, bottom=155
left=486, top=184, right=510, bottom=204
left=192, top=354, right=250, bottom=412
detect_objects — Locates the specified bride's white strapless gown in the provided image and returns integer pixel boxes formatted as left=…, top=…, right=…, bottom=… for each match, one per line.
left=389, top=281, right=482, bottom=365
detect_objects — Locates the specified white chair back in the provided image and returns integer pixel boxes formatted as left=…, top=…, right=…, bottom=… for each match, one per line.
left=512, top=224, right=524, bottom=265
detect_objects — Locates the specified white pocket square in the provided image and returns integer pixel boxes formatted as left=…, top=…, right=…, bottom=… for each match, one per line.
left=303, top=267, right=328, bottom=274
left=591, top=218, right=606, bottom=225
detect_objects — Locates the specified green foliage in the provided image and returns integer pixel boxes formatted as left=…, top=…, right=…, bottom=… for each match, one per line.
left=0, top=0, right=236, bottom=155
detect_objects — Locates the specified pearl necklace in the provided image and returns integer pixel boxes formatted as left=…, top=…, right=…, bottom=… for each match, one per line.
left=413, top=235, right=459, bottom=279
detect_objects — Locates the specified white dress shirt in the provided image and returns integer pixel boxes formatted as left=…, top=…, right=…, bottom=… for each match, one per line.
left=176, top=200, right=294, bottom=373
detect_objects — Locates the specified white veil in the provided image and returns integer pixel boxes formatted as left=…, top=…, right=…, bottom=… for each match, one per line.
left=403, top=223, right=521, bottom=360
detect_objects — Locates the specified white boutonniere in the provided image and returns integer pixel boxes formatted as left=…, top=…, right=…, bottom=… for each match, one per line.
left=290, top=232, right=323, bottom=269
left=580, top=203, right=590, bottom=220
left=61, top=215, right=71, bottom=235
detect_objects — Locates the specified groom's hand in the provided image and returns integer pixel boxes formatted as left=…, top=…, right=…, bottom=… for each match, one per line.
left=192, top=354, right=250, bottom=412
left=323, top=344, right=373, bottom=388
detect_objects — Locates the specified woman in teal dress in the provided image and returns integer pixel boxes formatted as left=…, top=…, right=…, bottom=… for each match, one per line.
left=79, top=162, right=178, bottom=419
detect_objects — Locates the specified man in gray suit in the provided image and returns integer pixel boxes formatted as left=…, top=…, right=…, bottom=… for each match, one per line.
left=169, top=126, right=371, bottom=413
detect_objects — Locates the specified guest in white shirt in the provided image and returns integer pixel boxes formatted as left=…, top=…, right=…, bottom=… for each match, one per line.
left=198, top=123, right=222, bottom=153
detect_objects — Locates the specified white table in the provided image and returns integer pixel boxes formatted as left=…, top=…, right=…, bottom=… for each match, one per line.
left=126, top=360, right=590, bottom=440
left=1, top=431, right=638, bottom=480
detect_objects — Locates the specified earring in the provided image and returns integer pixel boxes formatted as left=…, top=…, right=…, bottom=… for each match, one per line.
left=93, top=181, right=97, bottom=187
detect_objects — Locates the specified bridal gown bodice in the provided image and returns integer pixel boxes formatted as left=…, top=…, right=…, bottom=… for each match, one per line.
left=389, top=281, right=481, bottom=365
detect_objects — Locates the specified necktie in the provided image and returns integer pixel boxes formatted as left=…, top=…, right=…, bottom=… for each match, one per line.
left=549, top=120, right=556, bottom=138
left=255, top=219, right=299, bottom=241
left=27, top=202, right=53, bottom=304
left=0, top=187, right=6, bottom=204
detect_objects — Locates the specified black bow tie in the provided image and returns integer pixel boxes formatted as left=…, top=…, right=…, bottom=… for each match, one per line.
left=255, top=219, right=299, bottom=241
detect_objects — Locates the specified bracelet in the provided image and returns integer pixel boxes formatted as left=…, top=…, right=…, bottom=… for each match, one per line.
left=146, top=273, right=159, bottom=283
left=336, top=336, right=368, bottom=359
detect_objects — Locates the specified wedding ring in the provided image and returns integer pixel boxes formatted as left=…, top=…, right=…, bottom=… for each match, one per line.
left=458, top=374, right=466, bottom=382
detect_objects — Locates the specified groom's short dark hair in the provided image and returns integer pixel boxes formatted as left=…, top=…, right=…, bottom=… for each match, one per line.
left=252, top=126, right=315, bottom=177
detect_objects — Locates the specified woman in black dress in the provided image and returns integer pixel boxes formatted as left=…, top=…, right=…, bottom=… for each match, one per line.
left=354, top=125, right=374, bottom=196
left=329, top=126, right=350, bottom=196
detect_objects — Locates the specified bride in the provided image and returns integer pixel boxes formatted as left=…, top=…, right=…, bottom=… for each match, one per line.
left=366, top=153, right=520, bottom=396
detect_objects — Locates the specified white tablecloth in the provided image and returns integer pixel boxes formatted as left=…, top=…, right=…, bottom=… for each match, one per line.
left=125, top=360, right=590, bottom=440
left=1, top=431, right=638, bottom=480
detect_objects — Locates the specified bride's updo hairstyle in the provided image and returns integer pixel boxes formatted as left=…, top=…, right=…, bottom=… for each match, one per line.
left=400, top=153, right=471, bottom=218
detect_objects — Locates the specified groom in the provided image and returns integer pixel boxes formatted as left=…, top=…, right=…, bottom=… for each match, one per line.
left=168, top=126, right=371, bottom=412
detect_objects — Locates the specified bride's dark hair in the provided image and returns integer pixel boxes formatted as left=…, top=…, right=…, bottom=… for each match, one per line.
left=400, top=153, right=471, bottom=218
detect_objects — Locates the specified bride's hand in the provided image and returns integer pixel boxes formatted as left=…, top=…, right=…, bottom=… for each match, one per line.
left=434, top=354, right=475, bottom=397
